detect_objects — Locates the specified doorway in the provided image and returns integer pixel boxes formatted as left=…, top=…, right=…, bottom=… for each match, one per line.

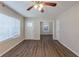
left=40, top=21, right=53, bottom=40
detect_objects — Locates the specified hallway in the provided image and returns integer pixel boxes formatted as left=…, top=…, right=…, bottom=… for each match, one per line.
left=2, top=36, right=77, bottom=57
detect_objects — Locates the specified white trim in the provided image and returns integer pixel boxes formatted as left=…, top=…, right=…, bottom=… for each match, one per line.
left=0, top=39, right=24, bottom=56
left=24, top=39, right=40, bottom=40
left=58, top=40, right=79, bottom=56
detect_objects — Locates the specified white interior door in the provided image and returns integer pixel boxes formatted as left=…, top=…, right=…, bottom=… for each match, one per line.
left=25, top=22, right=34, bottom=39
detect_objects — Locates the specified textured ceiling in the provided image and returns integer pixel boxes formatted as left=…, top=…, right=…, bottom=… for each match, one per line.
left=3, top=1, right=78, bottom=18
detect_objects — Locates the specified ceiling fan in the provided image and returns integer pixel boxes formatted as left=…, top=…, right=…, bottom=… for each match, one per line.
left=27, top=1, right=57, bottom=13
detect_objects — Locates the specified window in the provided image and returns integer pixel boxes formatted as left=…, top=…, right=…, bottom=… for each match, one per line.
left=43, top=23, right=49, bottom=32
left=0, top=13, right=20, bottom=41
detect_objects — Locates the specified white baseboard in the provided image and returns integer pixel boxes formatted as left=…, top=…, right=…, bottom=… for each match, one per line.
left=40, top=34, right=53, bottom=35
left=0, top=39, right=24, bottom=57
left=58, top=40, right=79, bottom=56
left=24, top=39, right=40, bottom=40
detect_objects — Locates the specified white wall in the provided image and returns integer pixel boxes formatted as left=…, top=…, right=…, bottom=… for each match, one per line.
left=25, top=17, right=53, bottom=40
left=0, top=3, right=25, bottom=56
left=53, top=20, right=56, bottom=40
left=56, top=3, right=79, bottom=56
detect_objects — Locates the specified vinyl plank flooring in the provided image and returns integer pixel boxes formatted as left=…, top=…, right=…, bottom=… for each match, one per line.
left=2, top=35, right=77, bottom=57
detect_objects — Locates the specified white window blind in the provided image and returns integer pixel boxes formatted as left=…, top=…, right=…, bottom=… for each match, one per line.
left=0, top=13, right=20, bottom=41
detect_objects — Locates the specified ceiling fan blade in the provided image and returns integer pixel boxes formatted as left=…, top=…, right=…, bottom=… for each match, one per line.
left=27, top=6, right=34, bottom=11
left=44, top=2, right=56, bottom=7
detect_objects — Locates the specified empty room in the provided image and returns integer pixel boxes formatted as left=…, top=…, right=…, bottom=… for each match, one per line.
left=0, top=1, right=79, bottom=57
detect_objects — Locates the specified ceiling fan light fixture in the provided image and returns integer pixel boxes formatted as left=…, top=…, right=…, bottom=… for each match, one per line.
left=38, top=7, right=42, bottom=11
left=27, top=1, right=57, bottom=13
left=39, top=4, right=43, bottom=8
left=34, top=5, right=38, bottom=9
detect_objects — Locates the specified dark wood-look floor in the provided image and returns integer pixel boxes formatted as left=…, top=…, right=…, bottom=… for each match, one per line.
left=2, top=35, right=77, bottom=57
